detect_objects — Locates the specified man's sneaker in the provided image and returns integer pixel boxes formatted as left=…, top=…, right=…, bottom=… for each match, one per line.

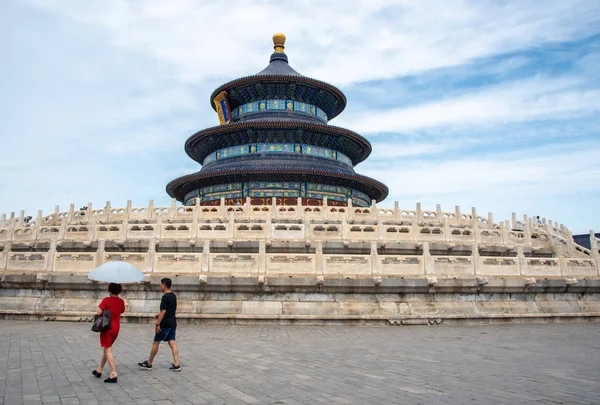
left=138, top=361, right=152, bottom=370
left=169, top=364, right=182, bottom=372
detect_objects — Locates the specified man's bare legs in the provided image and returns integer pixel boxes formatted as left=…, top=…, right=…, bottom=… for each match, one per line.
left=147, top=341, right=160, bottom=366
left=144, top=340, right=178, bottom=367
left=168, top=340, right=179, bottom=366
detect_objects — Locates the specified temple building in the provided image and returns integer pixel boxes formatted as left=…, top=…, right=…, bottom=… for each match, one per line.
left=166, top=34, right=388, bottom=207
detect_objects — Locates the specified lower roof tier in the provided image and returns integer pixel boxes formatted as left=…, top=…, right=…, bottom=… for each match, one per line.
left=184, top=181, right=372, bottom=207
left=166, top=166, right=388, bottom=204
left=184, top=121, right=372, bottom=166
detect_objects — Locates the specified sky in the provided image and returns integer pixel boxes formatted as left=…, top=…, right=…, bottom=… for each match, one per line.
left=1, top=0, right=599, bottom=235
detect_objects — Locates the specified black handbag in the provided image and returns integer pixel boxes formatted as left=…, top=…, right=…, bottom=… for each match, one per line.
left=92, top=310, right=112, bottom=333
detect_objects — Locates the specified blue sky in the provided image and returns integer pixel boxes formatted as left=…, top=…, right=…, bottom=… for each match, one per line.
left=1, top=0, right=599, bottom=234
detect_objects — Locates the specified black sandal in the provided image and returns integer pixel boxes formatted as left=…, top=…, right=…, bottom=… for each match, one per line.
left=104, top=376, right=118, bottom=383
left=92, top=370, right=102, bottom=378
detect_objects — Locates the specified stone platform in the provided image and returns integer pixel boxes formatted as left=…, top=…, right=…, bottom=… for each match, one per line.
left=1, top=274, right=600, bottom=325
left=1, top=321, right=599, bottom=404
left=2, top=200, right=599, bottom=324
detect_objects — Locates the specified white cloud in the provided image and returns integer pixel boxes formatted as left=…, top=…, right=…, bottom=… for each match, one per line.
left=338, top=75, right=600, bottom=133
left=29, top=0, right=600, bottom=85
left=359, top=142, right=600, bottom=232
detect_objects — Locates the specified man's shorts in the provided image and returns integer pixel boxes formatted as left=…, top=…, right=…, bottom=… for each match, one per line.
left=154, top=327, right=176, bottom=342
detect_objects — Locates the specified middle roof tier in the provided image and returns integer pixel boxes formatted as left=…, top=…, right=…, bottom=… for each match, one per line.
left=185, top=120, right=373, bottom=166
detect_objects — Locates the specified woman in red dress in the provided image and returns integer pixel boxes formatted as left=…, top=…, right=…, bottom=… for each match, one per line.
left=92, top=283, right=126, bottom=383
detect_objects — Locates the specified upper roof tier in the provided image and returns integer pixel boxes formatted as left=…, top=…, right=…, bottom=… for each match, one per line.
left=209, top=34, right=347, bottom=123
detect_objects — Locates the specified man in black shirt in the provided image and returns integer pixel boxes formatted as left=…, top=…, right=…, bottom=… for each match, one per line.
left=138, top=278, right=181, bottom=371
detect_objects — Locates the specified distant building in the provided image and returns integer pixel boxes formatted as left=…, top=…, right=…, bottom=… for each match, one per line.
left=573, top=233, right=600, bottom=250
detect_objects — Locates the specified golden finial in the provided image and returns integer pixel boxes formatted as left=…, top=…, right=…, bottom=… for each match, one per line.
left=273, top=33, right=286, bottom=53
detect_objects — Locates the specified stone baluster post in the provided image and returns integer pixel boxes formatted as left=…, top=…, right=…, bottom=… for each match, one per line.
left=119, top=204, right=127, bottom=241
left=377, top=217, right=385, bottom=242
left=68, top=204, right=75, bottom=224
left=423, top=242, right=434, bottom=275
left=566, top=229, right=575, bottom=256
left=201, top=240, right=211, bottom=272
left=15, top=210, right=23, bottom=227
left=219, top=197, right=225, bottom=219
left=416, top=202, right=423, bottom=223
left=105, top=201, right=111, bottom=221
left=443, top=216, right=449, bottom=242
left=246, top=197, right=252, bottom=220
left=191, top=199, right=199, bottom=240
left=32, top=210, right=43, bottom=241
left=125, top=200, right=132, bottom=219
left=524, top=218, right=532, bottom=247
left=96, top=240, right=106, bottom=267
left=258, top=239, right=266, bottom=277
left=517, top=246, right=527, bottom=276
left=8, top=213, right=15, bottom=242
left=88, top=203, right=96, bottom=241
left=315, top=240, right=324, bottom=276
left=228, top=214, right=235, bottom=241
left=270, top=197, right=276, bottom=219
left=394, top=201, right=400, bottom=222
left=1, top=242, right=10, bottom=270
left=473, top=208, right=481, bottom=244
left=148, top=199, right=155, bottom=220
left=487, top=212, right=494, bottom=230
left=500, top=221, right=508, bottom=245
left=511, top=212, right=518, bottom=230
left=265, top=216, right=272, bottom=240
left=472, top=243, right=481, bottom=275
left=411, top=218, right=419, bottom=243
left=552, top=245, right=566, bottom=276
left=146, top=238, right=156, bottom=273
left=155, top=211, right=163, bottom=240
left=296, top=197, right=302, bottom=220
left=347, top=198, right=353, bottom=222
left=85, top=201, right=93, bottom=222
left=303, top=217, right=311, bottom=247
left=590, top=230, right=600, bottom=276
left=170, top=198, right=177, bottom=218
left=371, top=241, right=379, bottom=276
left=455, top=205, right=461, bottom=226
left=58, top=217, right=67, bottom=240
left=544, top=221, right=557, bottom=253
left=371, top=199, right=377, bottom=221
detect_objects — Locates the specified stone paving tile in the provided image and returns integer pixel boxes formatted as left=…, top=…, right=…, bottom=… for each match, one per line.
left=0, top=321, right=599, bottom=404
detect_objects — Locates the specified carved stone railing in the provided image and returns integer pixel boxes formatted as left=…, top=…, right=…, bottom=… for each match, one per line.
left=1, top=199, right=598, bottom=277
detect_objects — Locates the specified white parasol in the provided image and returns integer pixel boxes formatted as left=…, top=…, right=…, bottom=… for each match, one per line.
left=88, top=261, right=144, bottom=284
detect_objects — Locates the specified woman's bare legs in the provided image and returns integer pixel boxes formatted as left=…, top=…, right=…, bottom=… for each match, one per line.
left=95, top=350, right=107, bottom=374
left=105, top=347, right=117, bottom=378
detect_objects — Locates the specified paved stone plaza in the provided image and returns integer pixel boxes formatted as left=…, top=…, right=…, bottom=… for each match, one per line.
left=0, top=321, right=599, bottom=405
